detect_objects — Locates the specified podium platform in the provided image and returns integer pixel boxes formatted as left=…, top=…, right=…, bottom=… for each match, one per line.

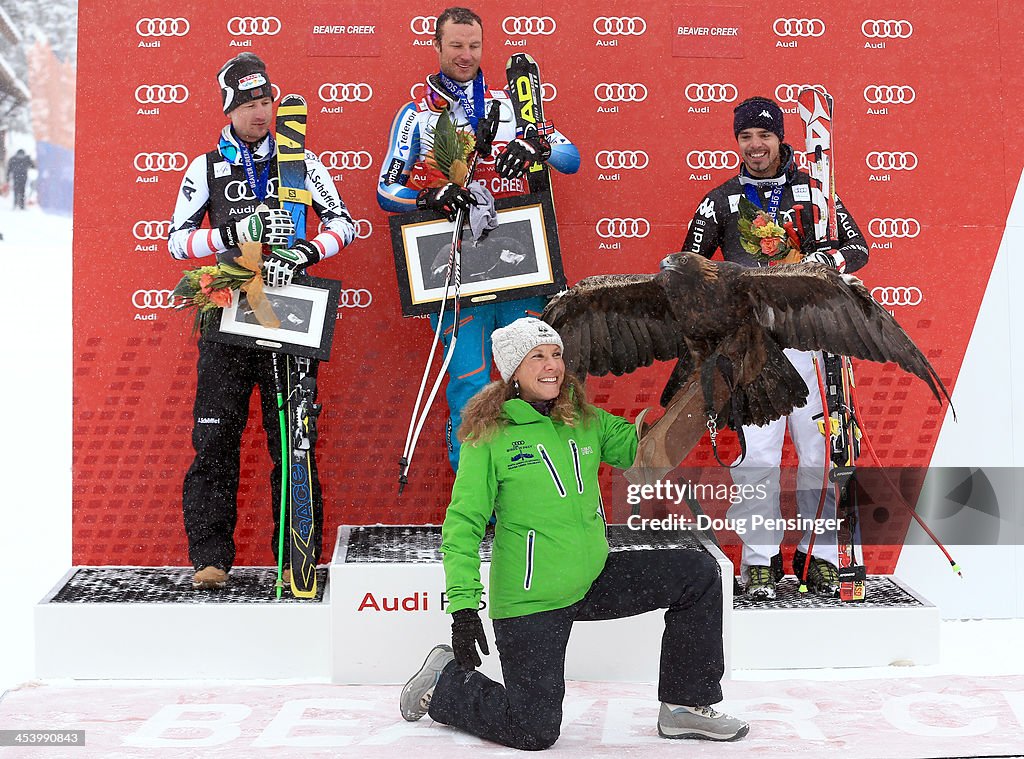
left=35, top=525, right=938, bottom=681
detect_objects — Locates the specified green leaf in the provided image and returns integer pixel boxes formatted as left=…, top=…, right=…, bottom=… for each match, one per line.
left=171, top=277, right=195, bottom=299
left=430, top=111, right=460, bottom=182
left=737, top=196, right=760, bottom=223
left=740, top=238, right=761, bottom=257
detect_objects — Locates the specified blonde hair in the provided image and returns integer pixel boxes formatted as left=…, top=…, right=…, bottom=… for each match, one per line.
left=458, top=374, right=594, bottom=444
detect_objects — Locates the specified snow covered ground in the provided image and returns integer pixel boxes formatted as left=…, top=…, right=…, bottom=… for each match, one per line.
left=0, top=202, right=73, bottom=694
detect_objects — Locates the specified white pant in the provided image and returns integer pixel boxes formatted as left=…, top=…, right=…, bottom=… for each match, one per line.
left=728, top=349, right=838, bottom=578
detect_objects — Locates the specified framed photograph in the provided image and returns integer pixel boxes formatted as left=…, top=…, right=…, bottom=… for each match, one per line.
left=389, top=191, right=565, bottom=316
left=206, top=274, right=341, bottom=361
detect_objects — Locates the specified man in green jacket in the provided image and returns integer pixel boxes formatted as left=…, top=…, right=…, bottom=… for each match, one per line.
left=400, top=317, right=748, bottom=749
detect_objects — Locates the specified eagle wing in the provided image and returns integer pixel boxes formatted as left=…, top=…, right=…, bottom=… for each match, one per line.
left=738, top=264, right=951, bottom=404
left=541, top=274, right=687, bottom=378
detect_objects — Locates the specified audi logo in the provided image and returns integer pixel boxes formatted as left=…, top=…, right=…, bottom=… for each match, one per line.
left=865, top=151, right=918, bottom=171
left=774, top=84, right=828, bottom=103
left=773, top=18, right=826, bottom=37
left=319, top=151, right=373, bottom=171
left=686, top=150, right=740, bottom=170
left=542, top=83, right=557, bottom=102
left=227, top=16, right=281, bottom=36
left=354, top=219, right=373, bottom=240
left=134, top=289, right=176, bottom=309
left=339, top=289, right=373, bottom=308
left=135, top=84, right=189, bottom=105
left=224, top=178, right=279, bottom=203
left=868, top=218, right=921, bottom=238
left=318, top=83, right=373, bottom=103
left=596, top=218, right=650, bottom=239
left=134, top=152, right=188, bottom=172
left=503, top=16, right=556, bottom=35
left=133, top=220, right=172, bottom=240
left=863, top=85, right=916, bottom=104
left=409, top=16, right=437, bottom=35
left=593, top=16, right=646, bottom=35
left=595, top=150, right=649, bottom=170
left=871, top=286, right=923, bottom=307
left=862, top=19, right=914, bottom=38
left=136, top=17, right=189, bottom=37
left=594, top=83, right=648, bottom=103
left=685, top=83, right=737, bottom=103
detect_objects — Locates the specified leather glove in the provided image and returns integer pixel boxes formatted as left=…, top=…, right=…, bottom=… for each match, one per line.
left=416, top=182, right=477, bottom=222
left=219, top=203, right=294, bottom=248
left=803, top=250, right=837, bottom=268
left=495, top=126, right=551, bottom=179
left=263, top=239, right=320, bottom=289
left=451, top=608, right=489, bottom=669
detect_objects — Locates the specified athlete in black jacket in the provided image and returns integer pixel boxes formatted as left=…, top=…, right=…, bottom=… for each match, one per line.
left=167, top=53, right=356, bottom=590
left=680, top=96, right=868, bottom=600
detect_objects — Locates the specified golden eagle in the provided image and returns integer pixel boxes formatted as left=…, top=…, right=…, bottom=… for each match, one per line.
left=541, top=253, right=952, bottom=475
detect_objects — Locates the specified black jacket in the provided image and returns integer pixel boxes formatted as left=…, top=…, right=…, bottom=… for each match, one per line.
left=681, top=144, right=868, bottom=273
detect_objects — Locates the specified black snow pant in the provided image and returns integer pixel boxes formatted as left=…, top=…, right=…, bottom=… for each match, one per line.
left=182, top=337, right=323, bottom=571
left=12, top=179, right=25, bottom=209
left=428, top=548, right=725, bottom=750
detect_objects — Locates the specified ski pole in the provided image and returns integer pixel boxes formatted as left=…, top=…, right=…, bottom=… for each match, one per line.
left=846, top=378, right=962, bottom=577
left=398, top=101, right=502, bottom=492
left=271, top=352, right=288, bottom=599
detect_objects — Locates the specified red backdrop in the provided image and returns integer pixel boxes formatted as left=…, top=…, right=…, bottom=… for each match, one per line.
left=73, top=1, right=1021, bottom=571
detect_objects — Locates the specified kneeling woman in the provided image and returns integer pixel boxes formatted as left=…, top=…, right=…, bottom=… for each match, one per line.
left=401, top=317, right=747, bottom=749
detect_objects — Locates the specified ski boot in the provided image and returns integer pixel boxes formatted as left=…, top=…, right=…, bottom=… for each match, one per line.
left=793, top=550, right=840, bottom=597
left=744, top=553, right=784, bottom=600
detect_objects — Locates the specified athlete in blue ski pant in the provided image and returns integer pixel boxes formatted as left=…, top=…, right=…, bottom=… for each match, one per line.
left=431, top=297, right=546, bottom=471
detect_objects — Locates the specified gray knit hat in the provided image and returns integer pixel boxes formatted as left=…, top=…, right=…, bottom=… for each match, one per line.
left=492, top=317, right=563, bottom=382
left=217, top=53, right=273, bottom=114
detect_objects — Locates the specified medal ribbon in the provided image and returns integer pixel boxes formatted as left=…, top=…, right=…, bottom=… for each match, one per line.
left=236, top=132, right=275, bottom=203
left=436, top=70, right=486, bottom=129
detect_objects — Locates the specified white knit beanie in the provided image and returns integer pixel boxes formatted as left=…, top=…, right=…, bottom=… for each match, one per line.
left=491, top=317, right=563, bottom=382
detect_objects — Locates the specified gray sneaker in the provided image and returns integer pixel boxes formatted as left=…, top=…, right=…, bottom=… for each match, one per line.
left=658, top=703, right=749, bottom=741
left=400, top=645, right=455, bottom=722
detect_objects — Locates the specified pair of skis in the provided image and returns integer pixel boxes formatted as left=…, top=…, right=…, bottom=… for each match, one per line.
left=271, top=94, right=318, bottom=599
left=397, top=54, right=548, bottom=491
left=796, top=87, right=866, bottom=602
left=795, top=89, right=962, bottom=599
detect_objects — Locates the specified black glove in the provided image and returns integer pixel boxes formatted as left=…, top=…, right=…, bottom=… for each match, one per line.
left=219, top=203, right=294, bottom=248
left=495, top=126, right=551, bottom=179
left=263, top=239, right=320, bottom=289
left=451, top=608, right=489, bottom=669
left=803, top=250, right=837, bottom=268
left=416, top=182, right=477, bottom=221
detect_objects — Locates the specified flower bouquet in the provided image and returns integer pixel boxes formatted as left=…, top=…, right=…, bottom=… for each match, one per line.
left=171, top=242, right=280, bottom=336
left=422, top=110, right=476, bottom=188
left=737, top=196, right=803, bottom=265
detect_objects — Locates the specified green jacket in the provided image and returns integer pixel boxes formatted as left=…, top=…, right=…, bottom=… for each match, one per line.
left=441, top=398, right=638, bottom=619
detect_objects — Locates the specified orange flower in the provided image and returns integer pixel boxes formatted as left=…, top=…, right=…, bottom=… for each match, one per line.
left=752, top=215, right=768, bottom=229
left=200, top=273, right=233, bottom=308
left=760, top=236, right=781, bottom=256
